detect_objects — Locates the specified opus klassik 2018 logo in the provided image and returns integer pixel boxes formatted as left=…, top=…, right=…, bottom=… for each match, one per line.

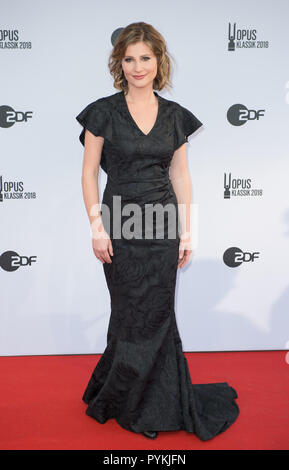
left=0, top=29, right=32, bottom=49
left=228, top=22, right=269, bottom=51
left=223, top=173, right=263, bottom=199
left=0, top=175, right=37, bottom=202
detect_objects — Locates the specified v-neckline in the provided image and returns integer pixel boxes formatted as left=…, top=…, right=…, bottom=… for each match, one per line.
left=121, top=90, right=160, bottom=137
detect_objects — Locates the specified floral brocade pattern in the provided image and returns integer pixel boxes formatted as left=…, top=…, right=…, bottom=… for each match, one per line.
left=76, top=91, right=240, bottom=441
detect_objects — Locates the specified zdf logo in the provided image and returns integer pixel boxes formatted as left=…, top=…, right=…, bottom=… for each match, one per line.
left=0, top=105, right=33, bottom=128
left=223, top=247, right=260, bottom=267
left=227, top=104, right=265, bottom=126
left=0, top=251, right=37, bottom=271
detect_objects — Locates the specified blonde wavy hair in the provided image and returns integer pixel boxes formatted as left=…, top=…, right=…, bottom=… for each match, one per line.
left=108, top=22, right=175, bottom=94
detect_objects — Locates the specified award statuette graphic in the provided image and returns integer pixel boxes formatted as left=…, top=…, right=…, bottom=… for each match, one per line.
left=224, top=172, right=231, bottom=199
left=228, top=22, right=236, bottom=51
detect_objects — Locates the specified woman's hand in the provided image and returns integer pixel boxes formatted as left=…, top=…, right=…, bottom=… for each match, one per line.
left=178, top=234, right=192, bottom=269
left=91, top=218, right=114, bottom=264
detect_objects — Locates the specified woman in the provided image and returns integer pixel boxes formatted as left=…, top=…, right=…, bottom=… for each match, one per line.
left=76, top=22, right=239, bottom=441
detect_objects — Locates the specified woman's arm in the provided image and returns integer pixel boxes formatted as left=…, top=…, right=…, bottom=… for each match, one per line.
left=81, top=129, right=113, bottom=264
left=169, top=142, right=192, bottom=268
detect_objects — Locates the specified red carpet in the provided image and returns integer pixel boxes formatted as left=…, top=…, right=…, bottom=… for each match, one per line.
left=0, top=351, right=288, bottom=450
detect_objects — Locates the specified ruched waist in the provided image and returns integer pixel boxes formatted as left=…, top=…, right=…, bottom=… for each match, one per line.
left=106, top=175, right=171, bottom=186
left=104, top=175, right=175, bottom=205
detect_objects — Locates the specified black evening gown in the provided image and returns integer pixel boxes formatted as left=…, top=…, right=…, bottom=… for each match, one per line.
left=76, top=90, right=239, bottom=441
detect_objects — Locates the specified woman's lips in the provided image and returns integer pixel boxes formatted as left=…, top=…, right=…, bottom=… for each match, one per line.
left=133, top=75, right=146, bottom=80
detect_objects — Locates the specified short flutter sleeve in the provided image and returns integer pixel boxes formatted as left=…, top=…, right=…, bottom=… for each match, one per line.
left=174, top=103, right=203, bottom=151
left=75, top=100, right=112, bottom=147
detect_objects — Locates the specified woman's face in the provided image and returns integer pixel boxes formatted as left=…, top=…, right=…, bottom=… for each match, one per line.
left=121, top=41, right=158, bottom=91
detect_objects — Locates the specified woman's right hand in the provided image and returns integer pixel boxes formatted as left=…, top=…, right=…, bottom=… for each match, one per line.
left=91, top=218, right=114, bottom=264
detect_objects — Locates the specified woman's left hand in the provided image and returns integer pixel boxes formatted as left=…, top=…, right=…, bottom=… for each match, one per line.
left=178, top=235, right=192, bottom=269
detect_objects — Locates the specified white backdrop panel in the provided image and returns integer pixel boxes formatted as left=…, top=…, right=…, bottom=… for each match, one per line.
left=1, top=0, right=289, bottom=355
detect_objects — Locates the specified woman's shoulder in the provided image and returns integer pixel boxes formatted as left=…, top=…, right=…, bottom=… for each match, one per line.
left=158, top=94, right=190, bottom=113
left=160, top=94, right=202, bottom=122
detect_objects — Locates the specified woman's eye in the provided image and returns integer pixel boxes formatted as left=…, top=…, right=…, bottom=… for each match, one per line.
left=124, top=57, right=150, bottom=62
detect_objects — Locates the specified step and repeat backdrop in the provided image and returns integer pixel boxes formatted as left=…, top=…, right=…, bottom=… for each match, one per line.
left=1, top=0, right=289, bottom=356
